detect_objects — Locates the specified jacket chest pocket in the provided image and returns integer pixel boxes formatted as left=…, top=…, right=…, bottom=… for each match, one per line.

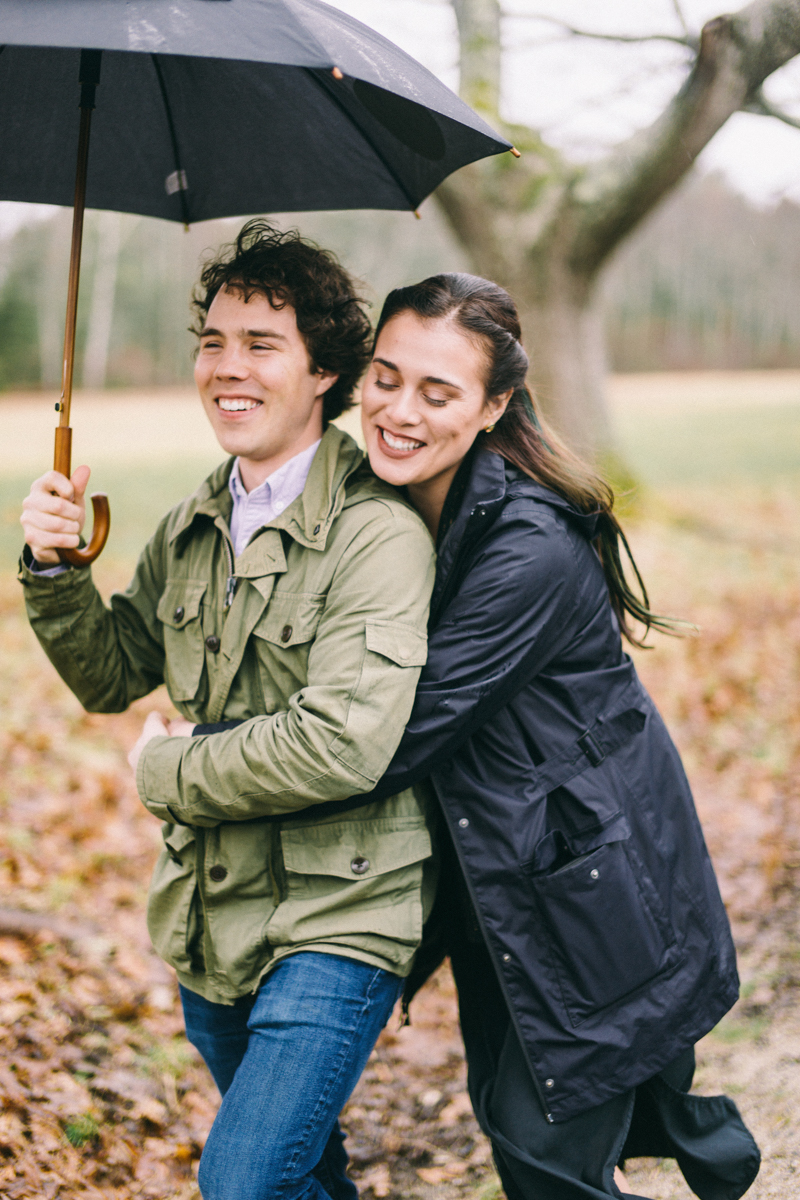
left=530, top=836, right=679, bottom=1027
left=251, top=595, right=325, bottom=699
left=156, top=581, right=208, bottom=702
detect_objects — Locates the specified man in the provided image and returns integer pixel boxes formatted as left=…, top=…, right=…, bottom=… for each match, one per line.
left=19, top=222, right=436, bottom=1200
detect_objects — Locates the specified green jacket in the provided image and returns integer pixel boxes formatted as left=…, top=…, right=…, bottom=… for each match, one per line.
left=20, top=428, right=437, bottom=1002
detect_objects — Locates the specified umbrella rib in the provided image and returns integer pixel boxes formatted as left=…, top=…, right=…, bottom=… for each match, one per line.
left=303, top=68, right=419, bottom=212
left=151, top=54, right=191, bottom=226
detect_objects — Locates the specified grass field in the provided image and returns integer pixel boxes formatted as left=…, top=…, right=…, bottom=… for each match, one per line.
left=0, top=370, right=799, bottom=1199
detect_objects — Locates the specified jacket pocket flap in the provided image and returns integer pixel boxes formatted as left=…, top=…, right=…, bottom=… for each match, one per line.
left=252, top=595, right=325, bottom=647
left=156, top=581, right=207, bottom=629
left=365, top=619, right=428, bottom=668
left=161, top=823, right=196, bottom=864
left=281, top=820, right=431, bottom=880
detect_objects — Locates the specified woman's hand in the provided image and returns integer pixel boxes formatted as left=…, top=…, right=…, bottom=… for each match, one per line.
left=128, top=711, right=170, bottom=772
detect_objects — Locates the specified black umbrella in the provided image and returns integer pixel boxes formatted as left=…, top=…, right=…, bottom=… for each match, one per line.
left=0, top=0, right=515, bottom=564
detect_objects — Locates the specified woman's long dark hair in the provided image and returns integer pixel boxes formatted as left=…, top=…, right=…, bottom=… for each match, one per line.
left=375, top=273, right=676, bottom=647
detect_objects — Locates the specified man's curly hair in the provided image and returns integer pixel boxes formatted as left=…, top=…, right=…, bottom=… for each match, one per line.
left=192, top=220, right=372, bottom=424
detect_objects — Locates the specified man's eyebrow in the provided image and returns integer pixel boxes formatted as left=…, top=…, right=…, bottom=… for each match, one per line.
left=198, top=327, right=288, bottom=340
left=373, top=357, right=461, bottom=391
left=244, top=329, right=288, bottom=340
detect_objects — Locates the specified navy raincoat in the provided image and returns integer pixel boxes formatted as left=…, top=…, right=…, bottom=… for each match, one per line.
left=367, top=446, right=739, bottom=1124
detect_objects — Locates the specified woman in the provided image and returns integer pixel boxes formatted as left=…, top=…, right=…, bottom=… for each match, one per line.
left=355, top=273, right=760, bottom=1200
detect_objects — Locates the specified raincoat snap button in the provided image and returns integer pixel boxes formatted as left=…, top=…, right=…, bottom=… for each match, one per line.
left=590, top=869, right=599, bottom=880
left=209, top=865, right=227, bottom=882
left=502, top=954, right=511, bottom=962
left=205, top=634, right=221, bottom=652
left=350, top=856, right=370, bottom=875
left=458, top=818, right=469, bottom=828
left=280, top=625, right=293, bottom=643
left=173, top=606, right=184, bottom=622
left=545, top=1078, right=554, bottom=1088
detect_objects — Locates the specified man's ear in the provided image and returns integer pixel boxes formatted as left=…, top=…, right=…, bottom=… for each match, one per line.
left=315, top=369, right=339, bottom=399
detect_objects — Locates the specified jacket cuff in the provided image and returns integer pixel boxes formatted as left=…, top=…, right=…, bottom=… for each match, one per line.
left=17, top=545, right=90, bottom=613
left=136, top=735, right=185, bottom=822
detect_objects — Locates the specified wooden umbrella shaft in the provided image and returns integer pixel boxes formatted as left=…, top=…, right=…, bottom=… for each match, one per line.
left=55, top=93, right=94, bottom=472
left=54, top=50, right=110, bottom=568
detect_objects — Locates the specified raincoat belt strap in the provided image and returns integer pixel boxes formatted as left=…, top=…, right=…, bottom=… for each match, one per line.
left=532, top=705, right=648, bottom=798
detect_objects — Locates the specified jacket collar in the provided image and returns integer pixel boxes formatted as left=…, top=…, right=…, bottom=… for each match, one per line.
left=169, top=425, right=363, bottom=553
left=431, top=447, right=603, bottom=621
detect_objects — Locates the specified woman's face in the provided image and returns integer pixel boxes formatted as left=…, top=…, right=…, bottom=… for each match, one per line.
left=361, top=311, right=507, bottom=493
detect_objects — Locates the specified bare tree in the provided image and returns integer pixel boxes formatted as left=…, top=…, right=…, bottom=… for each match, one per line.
left=436, top=0, right=800, bottom=458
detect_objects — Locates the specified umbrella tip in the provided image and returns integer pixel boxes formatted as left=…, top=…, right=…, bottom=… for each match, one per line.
left=510, top=146, right=521, bottom=158
left=414, top=210, right=422, bottom=220
left=332, top=67, right=344, bottom=80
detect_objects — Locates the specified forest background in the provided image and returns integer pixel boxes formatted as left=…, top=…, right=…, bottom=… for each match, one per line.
left=1, top=0, right=800, bottom=1197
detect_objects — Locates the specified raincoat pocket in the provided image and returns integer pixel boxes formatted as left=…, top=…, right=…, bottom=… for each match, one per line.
left=156, top=580, right=208, bottom=702
left=147, top=824, right=199, bottom=975
left=530, top=837, right=678, bottom=1027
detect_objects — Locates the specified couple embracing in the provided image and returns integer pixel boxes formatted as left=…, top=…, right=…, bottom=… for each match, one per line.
left=20, top=222, right=760, bottom=1200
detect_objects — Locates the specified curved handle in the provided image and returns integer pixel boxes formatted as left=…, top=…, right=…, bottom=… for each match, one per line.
left=58, top=493, right=110, bottom=567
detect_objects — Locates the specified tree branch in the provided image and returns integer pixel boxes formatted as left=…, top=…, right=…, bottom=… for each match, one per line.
left=671, top=0, right=693, bottom=41
left=743, top=84, right=800, bottom=127
left=571, top=0, right=800, bottom=278
left=506, top=13, right=697, bottom=51
left=453, top=0, right=502, bottom=118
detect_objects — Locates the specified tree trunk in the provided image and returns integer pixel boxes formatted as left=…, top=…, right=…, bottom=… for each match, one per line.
left=437, top=0, right=800, bottom=460
left=518, top=282, right=612, bottom=460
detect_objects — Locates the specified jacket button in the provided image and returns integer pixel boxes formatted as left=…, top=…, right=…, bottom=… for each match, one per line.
left=545, top=1078, right=554, bottom=1088
left=205, top=634, right=221, bottom=652
left=590, top=869, right=599, bottom=880
left=350, top=856, right=370, bottom=875
left=458, top=818, right=469, bottom=828
left=209, top=865, right=227, bottom=882
left=173, top=606, right=184, bottom=622
left=313, top=524, right=321, bottom=535
left=280, top=625, right=293, bottom=643
left=502, top=953, right=511, bottom=962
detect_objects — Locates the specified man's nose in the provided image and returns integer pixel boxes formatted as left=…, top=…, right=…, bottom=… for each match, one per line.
left=214, top=342, right=249, bottom=378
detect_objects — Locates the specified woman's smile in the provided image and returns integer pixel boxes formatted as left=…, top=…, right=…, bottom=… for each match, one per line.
left=378, top=427, right=427, bottom=455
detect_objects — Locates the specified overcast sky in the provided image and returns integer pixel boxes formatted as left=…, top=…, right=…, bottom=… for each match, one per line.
left=3, top=0, right=800, bottom=239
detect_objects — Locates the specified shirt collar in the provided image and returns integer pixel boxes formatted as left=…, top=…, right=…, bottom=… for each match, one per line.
left=228, top=439, right=322, bottom=506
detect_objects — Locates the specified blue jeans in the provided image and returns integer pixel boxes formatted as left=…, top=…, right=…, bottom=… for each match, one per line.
left=180, top=952, right=402, bottom=1200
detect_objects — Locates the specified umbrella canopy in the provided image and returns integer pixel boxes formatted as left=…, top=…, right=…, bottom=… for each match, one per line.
left=0, top=0, right=511, bottom=221
left=0, top=0, right=515, bottom=566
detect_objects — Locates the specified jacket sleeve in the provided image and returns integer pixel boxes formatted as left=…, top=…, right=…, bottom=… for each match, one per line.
left=136, top=512, right=436, bottom=825
left=362, top=502, right=586, bottom=802
left=18, top=533, right=169, bottom=712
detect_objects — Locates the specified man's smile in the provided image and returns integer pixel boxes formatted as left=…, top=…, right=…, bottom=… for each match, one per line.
left=216, top=396, right=262, bottom=412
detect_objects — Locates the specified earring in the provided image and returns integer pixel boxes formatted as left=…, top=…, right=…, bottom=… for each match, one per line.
left=484, top=423, right=495, bottom=433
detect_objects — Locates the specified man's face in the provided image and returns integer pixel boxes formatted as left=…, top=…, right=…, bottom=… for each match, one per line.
left=194, top=286, right=336, bottom=483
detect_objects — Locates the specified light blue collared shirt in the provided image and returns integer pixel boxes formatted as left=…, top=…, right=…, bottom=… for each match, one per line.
left=227, top=440, right=321, bottom=558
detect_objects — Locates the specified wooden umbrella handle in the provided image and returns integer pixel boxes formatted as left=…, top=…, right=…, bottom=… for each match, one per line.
left=58, top=493, right=111, bottom=567
left=54, top=425, right=111, bottom=567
